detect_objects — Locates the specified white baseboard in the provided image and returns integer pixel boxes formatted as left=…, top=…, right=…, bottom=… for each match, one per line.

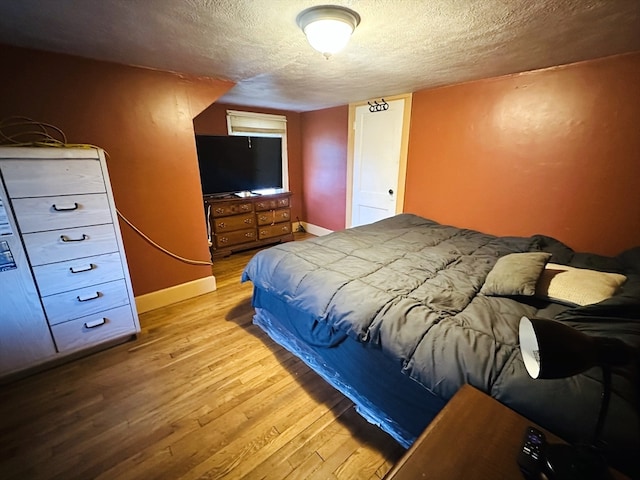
left=301, top=222, right=333, bottom=237
left=135, top=275, right=217, bottom=314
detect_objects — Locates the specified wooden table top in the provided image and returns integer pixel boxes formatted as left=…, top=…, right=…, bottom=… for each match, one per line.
left=383, top=384, right=629, bottom=480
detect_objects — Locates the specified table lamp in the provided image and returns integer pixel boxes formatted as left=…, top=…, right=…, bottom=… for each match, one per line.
left=518, top=316, right=636, bottom=480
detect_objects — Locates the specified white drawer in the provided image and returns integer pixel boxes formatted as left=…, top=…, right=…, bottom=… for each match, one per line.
left=42, top=279, right=131, bottom=325
left=12, top=193, right=112, bottom=233
left=1, top=159, right=106, bottom=198
left=32, top=252, right=125, bottom=297
left=23, top=224, right=118, bottom=266
left=51, top=305, right=137, bottom=353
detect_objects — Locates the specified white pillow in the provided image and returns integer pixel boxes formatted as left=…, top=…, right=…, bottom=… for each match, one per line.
left=535, top=263, right=627, bottom=306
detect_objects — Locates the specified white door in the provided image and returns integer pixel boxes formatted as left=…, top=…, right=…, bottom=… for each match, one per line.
left=350, top=98, right=405, bottom=227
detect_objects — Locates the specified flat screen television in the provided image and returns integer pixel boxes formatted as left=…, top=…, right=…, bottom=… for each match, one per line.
left=195, top=135, right=283, bottom=196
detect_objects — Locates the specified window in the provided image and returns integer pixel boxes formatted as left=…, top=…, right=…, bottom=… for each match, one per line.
left=226, top=110, right=289, bottom=192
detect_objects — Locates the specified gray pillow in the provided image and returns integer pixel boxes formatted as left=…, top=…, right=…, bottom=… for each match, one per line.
left=481, top=252, right=552, bottom=297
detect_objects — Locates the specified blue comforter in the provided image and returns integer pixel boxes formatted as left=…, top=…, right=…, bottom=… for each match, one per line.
left=242, top=214, right=640, bottom=473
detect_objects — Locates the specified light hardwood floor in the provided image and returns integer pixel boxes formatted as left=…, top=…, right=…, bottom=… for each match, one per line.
left=0, top=233, right=405, bottom=479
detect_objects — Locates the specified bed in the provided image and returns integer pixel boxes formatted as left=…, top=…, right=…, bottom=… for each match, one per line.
left=241, top=214, right=640, bottom=475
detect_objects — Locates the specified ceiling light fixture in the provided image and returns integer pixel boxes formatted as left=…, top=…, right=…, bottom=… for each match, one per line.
left=296, top=5, right=361, bottom=59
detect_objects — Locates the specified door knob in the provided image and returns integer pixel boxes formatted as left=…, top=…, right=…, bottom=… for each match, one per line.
left=388, top=189, right=394, bottom=195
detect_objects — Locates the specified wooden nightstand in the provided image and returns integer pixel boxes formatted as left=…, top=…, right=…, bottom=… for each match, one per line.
left=383, top=384, right=629, bottom=480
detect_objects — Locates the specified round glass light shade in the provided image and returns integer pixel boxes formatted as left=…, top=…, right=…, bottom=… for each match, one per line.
left=297, top=5, right=360, bottom=58
left=303, top=19, right=354, bottom=56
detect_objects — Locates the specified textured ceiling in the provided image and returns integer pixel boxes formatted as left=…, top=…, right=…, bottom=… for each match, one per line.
left=0, top=0, right=639, bottom=112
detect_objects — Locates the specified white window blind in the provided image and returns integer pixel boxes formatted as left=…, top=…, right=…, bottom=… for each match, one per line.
left=226, top=110, right=287, bottom=135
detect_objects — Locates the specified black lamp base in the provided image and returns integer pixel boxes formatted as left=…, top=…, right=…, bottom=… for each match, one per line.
left=545, top=444, right=609, bottom=480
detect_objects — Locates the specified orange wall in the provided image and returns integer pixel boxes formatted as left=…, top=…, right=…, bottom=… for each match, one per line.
left=0, top=44, right=234, bottom=295
left=405, top=51, right=640, bottom=256
left=300, top=106, right=349, bottom=231
left=193, top=103, right=303, bottom=222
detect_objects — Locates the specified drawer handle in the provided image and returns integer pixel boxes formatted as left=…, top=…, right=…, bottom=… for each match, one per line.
left=245, top=232, right=255, bottom=238
left=218, top=222, right=226, bottom=228
left=219, top=237, right=229, bottom=244
left=77, top=292, right=101, bottom=302
left=60, top=234, right=88, bottom=242
left=243, top=218, right=253, bottom=224
left=241, top=204, right=251, bottom=211
left=70, top=263, right=96, bottom=274
left=84, top=318, right=106, bottom=329
left=52, top=202, right=79, bottom=212
left=215, top=208, right=225, bottom=215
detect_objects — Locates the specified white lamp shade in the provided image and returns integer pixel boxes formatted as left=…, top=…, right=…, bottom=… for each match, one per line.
left=303, top=19, right=354, bottom=56
left=297, top=5, right=360, bottom=57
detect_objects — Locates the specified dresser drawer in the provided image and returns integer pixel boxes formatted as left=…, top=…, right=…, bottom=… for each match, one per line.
left=215, top=229, right=257, bottom=248
left=12, top=193, right=112, bottom=233
left=51, top=305, right=137, bottom=353
left=1, top=159, right=105, bottom=198
left=255, top=196, right=290, bottom=211
left=212, top=212, right=255, bottom=233
left=32, top=252, right=125, bottom=297
left=258, top=222, right=292, bottom=240
left=210, top=201, right=253, bottom=217
left=23, top=224, right=118, bottom=266
left=257, top=208, right=291, bottom=226
left=42, top=279, right=131, bottom=325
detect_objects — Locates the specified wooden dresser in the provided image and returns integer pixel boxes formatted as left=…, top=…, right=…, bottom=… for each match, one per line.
left=0, top=146, right=140, bottom=380
left=205, top=191, right=294, bottom=258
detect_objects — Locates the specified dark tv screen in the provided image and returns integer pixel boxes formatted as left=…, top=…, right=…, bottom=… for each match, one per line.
left=195, top=135, right=283, bottom=195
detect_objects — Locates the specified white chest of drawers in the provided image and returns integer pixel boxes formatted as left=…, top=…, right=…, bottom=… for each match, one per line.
left=0, top=147, right=140, bottom=380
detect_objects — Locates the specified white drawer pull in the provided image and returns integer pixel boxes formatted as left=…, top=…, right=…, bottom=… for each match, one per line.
left=60, top=234, right=88, bottom=242
left=70, top=263, right=96, bottom=274
left=52, top=202, right=79, bottom=211
left=77, top=292, right=101, bottom=302
left=84, top=318, right=106, bottom=329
